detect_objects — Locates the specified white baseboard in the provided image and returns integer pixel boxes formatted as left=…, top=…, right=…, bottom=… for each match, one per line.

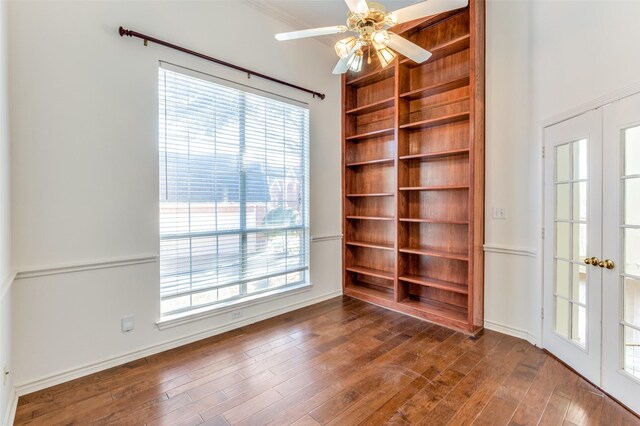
left=15, top=290, right=343, bottom=396
left=3, top=387, right=17, bottom=426
left=484, top=319, right=538, bottom=347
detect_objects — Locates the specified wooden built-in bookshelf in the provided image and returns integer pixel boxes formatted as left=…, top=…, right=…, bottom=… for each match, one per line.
left=341, top=1, right=485, bottom=334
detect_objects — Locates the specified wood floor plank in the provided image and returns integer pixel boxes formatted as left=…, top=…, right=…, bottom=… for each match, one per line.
left=508, top=356, right=574, bottom=426
left=564, top=378, right=605, bottom=426
left=13, top=296, right=640, bottom=426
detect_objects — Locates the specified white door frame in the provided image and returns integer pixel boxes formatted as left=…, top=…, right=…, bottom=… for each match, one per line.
left=541, top=81, right=640, bottom=346
left=540, top=82, right=640, bottom=416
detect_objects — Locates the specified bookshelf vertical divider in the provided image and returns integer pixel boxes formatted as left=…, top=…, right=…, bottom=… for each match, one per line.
left=342, top=0, right=485, bottom=334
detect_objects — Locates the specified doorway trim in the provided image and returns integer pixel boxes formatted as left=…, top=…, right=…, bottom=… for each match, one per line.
left=540, top=81, right=640, bottom=348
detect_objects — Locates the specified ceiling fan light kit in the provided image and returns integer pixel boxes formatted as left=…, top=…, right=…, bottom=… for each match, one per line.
left=274, top=0, right=468, bottom=74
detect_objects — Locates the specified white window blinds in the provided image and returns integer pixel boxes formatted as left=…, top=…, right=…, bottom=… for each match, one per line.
left=159, top=65, right=310, bottom=317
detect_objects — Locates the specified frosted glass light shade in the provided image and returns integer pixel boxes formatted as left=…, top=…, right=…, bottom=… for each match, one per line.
left=347, top=49, right=364, bottom=72
left=376, top=47, right=396, bottom=68
left=334, top=36, right=358, bottom=58
left=371, top=30, right=390, bottom=50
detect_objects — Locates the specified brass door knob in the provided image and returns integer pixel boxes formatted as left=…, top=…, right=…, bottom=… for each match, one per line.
left=598, top=259, right=615, bottom=270
left=584, top=257, right=600, bottom=266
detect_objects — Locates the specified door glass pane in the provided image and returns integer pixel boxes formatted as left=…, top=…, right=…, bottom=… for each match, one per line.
left=553, top=138, right=588, bottom=348
left=573, top=182, right=587, bottom=221
left=556, top=298, right=570, bottom=338
left=624, top=326, right=640, bottom=379
left=556, top=222, right=570, bottom=259
left=556, top=260, right=570, bottom=298
left=572, top=264, right=587, bottom=305
left=624, top=278, right=640, bottom=326
left=573, top=139, right=587, bottom=180
left=625, top=178, right=640, bottom=226
left=625, top=126, right=640, bottom=176
left=572, top=223, right=587, bottom=262
left=556, top=184, right=570, bottom=220
left=572, top=303, right=586, bottom=345
left=624, top=228, right=640, bottom=277
left=556, top=143, right=570, bottom=181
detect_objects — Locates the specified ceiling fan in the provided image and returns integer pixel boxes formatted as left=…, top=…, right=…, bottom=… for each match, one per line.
left=275, top=0, right=468, bottom=74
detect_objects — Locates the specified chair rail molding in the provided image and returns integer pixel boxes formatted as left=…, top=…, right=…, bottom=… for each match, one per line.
left=14, top=255, right=158, bottom=280
left=311, top=234, right=342, bottom=243
left=483, top=243, right=537, bottom=258
left=0, top=270, right=16, bottom=301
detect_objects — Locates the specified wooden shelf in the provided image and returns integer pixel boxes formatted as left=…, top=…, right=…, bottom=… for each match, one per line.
left=345, top=265, right=394, bottom=280
left=346, top=215, right=394, bottom=221
left=346, top=240, right=394, bottom=251
left=345, top=128, right=395, bottom=141
left=346, top=97, right=395, bottom=115
left=345, top=283, right=394, bottom=302
left=400, top=76, right=470, bottom=101
left=400, top=34, right=471, bottom=68
left=399, top=246, right=469, bottom=261
left=400, top=297, right=468, bottom=323
left=399, top=185, right=469, bottom=191
left=399, top=274, right=468, bottom=294
left=400, top=112, right=469, bottom=131
left=346, top=65, right=395, bottom=88
left=346, top=158, right=395, bottom=167
left=346, top=192, right=394, bottom=198
left=399, top=218, right=469, bottom=225
left=399, top=149, right=469, bottom=161
left=341, top=6, right=484, bottom=335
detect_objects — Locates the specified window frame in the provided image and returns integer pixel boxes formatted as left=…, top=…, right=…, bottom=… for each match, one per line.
left=157, top=62, right=312, bottom=323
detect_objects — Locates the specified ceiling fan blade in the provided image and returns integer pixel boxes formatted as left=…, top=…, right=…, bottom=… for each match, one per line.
left=332, top=55, right=352, bottom=75
left=275, top=25, right=347, bottom=41
left=344, top=0, right=369, bottom=15
left=389, top=0, right=468, bottom=25
left=387, top=34, right=432, bottom=64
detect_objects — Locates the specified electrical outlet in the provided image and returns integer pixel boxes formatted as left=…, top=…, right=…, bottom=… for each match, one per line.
left=231, top=310, right=243, bottom=320
left=3, top=365, right=8, bottom=386
left=121, top=315, right=135, bottom=333
left=492, top=207, right=507, bottom=219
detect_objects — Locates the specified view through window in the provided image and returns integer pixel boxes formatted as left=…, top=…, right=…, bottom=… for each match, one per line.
left=159, top=66, right=310, bottom=317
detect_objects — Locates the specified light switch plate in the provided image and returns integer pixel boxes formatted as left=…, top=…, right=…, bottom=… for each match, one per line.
left=492, top=207, right=507, bottom=219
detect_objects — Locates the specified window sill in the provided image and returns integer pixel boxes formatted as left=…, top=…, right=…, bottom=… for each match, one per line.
left=156, top=283, right=313, bottom=330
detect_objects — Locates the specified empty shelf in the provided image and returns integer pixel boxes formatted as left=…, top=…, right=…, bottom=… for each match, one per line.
left=399, top=246, right=468, bottom=261
left=346, top=240, right=394, bottom=251
left=399, top=274, right=468, bottom=294
left=345, top=265, right=394, bottom=280
left=346, top=97, right=395, bottom=115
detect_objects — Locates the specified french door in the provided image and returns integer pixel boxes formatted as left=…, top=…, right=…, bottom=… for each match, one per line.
left=544, top=109, right=603, bottom=385
left=602, top=94, right=640, bottom=414
left=544, top=92, right=640, bottom=415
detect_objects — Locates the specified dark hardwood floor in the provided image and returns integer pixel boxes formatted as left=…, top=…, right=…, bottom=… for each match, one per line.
left=14, top=296, right=640, bottom=425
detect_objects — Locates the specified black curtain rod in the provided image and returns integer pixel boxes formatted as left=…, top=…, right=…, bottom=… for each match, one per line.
left=119, top=26, right=326, bottom=100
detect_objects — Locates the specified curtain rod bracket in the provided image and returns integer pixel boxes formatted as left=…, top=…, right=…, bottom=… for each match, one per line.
left=118, top=26, right=325, bottom=101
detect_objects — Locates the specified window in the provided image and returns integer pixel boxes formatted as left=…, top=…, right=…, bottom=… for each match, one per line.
left=158, top=65, right=310, bottom=317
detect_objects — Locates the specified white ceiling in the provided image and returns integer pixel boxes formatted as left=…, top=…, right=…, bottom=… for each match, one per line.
left=248, top=0, right=420, bottom=28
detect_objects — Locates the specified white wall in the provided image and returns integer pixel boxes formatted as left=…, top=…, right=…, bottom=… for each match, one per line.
left=484, top=0, right=640, bottom=346
left=0, top=0, right=15, bottom=422
left=9, top=0, right=342, bottom=393
left=528, top=0, right=640, bottom=345
left=484, top=0, right=538, bottom=343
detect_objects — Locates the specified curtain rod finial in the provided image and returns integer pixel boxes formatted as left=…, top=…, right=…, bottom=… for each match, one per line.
left=119, top=26, right=131, bottom=37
